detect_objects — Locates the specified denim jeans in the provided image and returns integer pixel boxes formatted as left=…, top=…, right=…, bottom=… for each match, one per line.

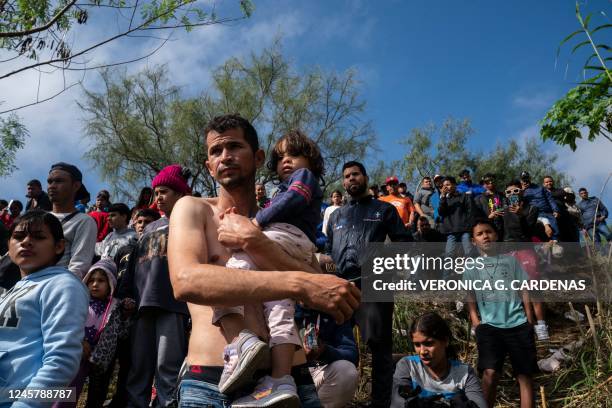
left=178, top=379, right=322, bottom=408
left=539, top=212, right=560, bottom=240
left=445, top=232, right=473, bottom=257
left=588, top=222, right=612, bottom=243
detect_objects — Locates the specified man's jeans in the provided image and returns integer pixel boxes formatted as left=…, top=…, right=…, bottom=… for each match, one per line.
left=178, top=379, right=322, bottom=408
left=588, top=222, right=612, bottom=243
left=445, top=232, right=473, bottom=257
left=539, top=213, right=560, bottom=241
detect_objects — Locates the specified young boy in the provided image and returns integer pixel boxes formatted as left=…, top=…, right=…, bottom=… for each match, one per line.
left=95, top=203, right=138, bottom=259
left=464, top=219, right=537, bottom=408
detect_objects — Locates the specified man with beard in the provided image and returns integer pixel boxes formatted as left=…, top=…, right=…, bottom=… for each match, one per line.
left=324, top=161, right=412, bottom=408
left=168, top=114, right=360, bottom=407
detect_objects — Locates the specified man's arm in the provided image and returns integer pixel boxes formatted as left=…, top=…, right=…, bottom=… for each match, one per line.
left=168, top=197, right=360, bottom=323
left=68, top=217, right=97, bottom=278
left=384, top=205, right=412, bottom=242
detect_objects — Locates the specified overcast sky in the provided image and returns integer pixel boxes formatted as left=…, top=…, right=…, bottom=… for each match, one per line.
left=1, top=0, right=610, bottom=204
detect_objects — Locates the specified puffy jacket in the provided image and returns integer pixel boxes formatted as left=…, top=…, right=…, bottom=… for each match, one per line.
left=457, top=181, right=485, bottom=196
left=522, top=184, right=559, bottom=214
left=325, top=195, right=412, bottom=281
left=578, top=196, right=609, bottom=228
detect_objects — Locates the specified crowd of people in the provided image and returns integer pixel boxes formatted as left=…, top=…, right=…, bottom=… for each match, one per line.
left=0, top=113, right=610, bottom=408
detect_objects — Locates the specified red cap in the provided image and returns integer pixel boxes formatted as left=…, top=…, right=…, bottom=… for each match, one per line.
left=385, top=176, right=399, bottom=185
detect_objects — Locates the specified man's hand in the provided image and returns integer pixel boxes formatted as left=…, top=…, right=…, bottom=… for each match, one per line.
left=299, top=274, right=361, bottom=324
left=553, top=212, right=560, bottom=218
left=218, top=208, right=262, bottom=250
left=488, top=210, right=504, bottom=219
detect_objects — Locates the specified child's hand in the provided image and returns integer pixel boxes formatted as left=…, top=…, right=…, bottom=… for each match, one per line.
left=82, top=340, right=91, bottom=361
left=121, top=298, right=136, bottom=317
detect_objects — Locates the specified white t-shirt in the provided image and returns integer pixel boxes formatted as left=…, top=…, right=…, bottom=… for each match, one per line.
left=322, top=205, right=341, bottom=236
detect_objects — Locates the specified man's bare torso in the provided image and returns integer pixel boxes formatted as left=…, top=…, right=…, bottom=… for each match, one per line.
left=185, top=197, right=304, bottom=367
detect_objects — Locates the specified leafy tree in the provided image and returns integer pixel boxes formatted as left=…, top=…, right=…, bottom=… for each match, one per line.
left=0, top=113, right=28, bottom=177
left=400, top=117, right=569, bottom=191
left=540, top=1, right=611, bottom=150
left=80, top=45, right=376, bottom=199
left=0, top=0, right=252, bottom=113
left=0, top=0, right=252, bottom=178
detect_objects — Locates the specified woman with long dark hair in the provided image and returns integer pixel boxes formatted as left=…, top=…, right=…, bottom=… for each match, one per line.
left=391, top=312, right=487, bottom=407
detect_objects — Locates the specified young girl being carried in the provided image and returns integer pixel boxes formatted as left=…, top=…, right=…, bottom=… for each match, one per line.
left=214, top=130, right=324, bottom=407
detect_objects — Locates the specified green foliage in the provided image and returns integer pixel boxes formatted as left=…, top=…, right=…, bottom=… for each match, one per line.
left=541, top=74, right=611, bottom=151
left=400, top=117, right=569, bottom=190
left=541, top=1, right=612, bottom=150
left=0, top=1, right=250, bottom=65
left=80, top=45, right=376, bottom=199
left=0, top=113, right=29, bottom=177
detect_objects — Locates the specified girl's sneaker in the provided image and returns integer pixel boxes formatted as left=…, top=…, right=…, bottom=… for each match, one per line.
left=218, top=330, right=270, bottom=395
left=231, top=375, right=300, bottom=408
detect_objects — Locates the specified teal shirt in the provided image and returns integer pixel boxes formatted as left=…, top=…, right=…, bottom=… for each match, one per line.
left=463, top=254, right=527, bottom=329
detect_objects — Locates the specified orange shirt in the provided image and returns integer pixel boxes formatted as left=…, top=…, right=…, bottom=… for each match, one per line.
left=379, top=194, right=415, bottom=224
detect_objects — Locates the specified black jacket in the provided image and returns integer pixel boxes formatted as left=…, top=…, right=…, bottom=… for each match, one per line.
left=25, top=192, right=52, bottom=212
left=474, top=191, right=505, bottom=235
left=502, top=203, right=539, bottom=242
left=438, top=192, right=474, bottom=234
left=325, top=195, right=412, bottom=281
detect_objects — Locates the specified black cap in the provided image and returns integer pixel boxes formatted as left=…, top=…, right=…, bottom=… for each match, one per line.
left=520, top=171, right=531, bottom=180
left=49, top=162, right=89, bottom=200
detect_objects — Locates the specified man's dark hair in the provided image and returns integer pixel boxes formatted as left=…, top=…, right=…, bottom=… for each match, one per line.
left=506, top=179, right=522, bottom=189
left=399, top=182, right=407, bottom=189
left=0, top=199, right=8, bottom=209
left=543, top=175, right=553, bottom=181
left=459, top=169, right=470, bottom=177
left=470, top=218, right=498, bottom=237
left=10, top=200, right=23, bottom=213
left=268, top=130, right=324, bottom=179
left=579, top=187, right=587, bottom=193
left=342, top=161, right=367, bottom=177
left=204, top=114, right=259, bottom=152
left=27, top=179, right=42, bottom=187
left=136, top=208, right=161, bottom=221
left=108, top=203, right=131, bottom=218
left=442, top=176, right=457, bottom=185
left=97, top=190, right=110, bottom=200
left=480, top=173, right=496, bottom=184
left=422, top=176, right=432, bottom=182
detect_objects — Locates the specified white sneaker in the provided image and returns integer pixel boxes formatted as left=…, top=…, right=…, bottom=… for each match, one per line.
left=218, top=330, right=270, bottom=395
left=534, top=323, right=550, bottom=341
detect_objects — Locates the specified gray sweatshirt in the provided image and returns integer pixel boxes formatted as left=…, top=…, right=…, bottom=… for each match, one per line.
left=52, top=211, right=97, bottom=278
left=96, top=228, right=138, bottom=259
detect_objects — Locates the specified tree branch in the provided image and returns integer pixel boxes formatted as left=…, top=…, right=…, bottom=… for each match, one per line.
left=0, top=0, right=78, bottom=38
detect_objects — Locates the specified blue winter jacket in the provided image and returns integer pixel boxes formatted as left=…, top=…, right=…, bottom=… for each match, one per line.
left=522, top=184, right=559, bottom=214
left=456, top=181, right=485, bottom=196
left=578, top=196, right=609, bottom=228
left=0, top=266, right=89, bottom=407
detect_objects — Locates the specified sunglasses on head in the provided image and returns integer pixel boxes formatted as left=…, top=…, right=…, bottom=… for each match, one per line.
left=505, top=188, right=521, bottom=196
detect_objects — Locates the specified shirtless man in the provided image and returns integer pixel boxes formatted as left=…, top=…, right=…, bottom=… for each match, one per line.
left=168, top=114, right=360, bottom=408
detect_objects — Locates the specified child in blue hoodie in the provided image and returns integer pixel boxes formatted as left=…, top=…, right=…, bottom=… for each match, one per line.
left=0, top=210, right=89, bottom=408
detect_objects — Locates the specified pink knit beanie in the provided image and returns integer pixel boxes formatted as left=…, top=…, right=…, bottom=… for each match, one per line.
left=151, top=164, right=191, bottom=195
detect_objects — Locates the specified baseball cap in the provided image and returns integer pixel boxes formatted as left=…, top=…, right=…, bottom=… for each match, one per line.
left=49, top=162, right=89, bottom=201
left=385, top=176, right=399, bottom=185
left=520, top=171, right=531, bottom=180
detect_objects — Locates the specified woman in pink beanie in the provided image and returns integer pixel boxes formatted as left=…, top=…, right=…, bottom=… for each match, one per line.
left=151, top=164, right=192, bottom=216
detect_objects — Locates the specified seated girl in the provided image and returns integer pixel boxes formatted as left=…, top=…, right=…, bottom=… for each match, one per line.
left=391, top=312, right=487, bottom=408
